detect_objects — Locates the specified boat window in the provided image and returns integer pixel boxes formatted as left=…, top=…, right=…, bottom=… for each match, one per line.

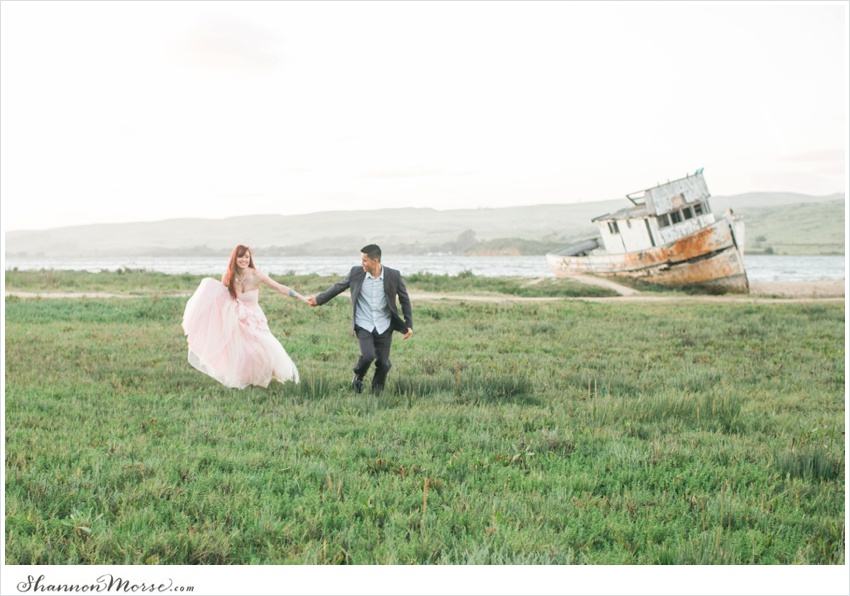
left=657, top=214, right=670, bottom=228
left=683, top=207, right=694, bottom=220
left=693, top=202, right=704, bottom=216
left=608, top=221, right=619, bottom=234
left=670, top=210, right=683, bottom=224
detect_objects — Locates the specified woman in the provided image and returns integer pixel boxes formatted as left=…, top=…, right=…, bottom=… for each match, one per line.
left=182, top=245, right=310, bottom=389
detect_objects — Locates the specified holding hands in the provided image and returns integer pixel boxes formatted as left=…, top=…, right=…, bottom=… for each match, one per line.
left=286, top=288, right=311, bottom=305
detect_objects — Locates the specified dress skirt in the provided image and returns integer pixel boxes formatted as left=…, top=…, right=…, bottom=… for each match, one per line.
left=181, top=278, right=299, bottom=388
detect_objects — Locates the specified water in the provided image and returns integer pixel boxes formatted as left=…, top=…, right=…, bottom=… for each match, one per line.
left=742, top=255, right=845, bottom=283
left=3, top=254, right=845, bottom=282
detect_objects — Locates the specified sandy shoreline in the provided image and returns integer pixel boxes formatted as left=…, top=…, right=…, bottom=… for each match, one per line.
left=749, top=280, right=845, bottom=299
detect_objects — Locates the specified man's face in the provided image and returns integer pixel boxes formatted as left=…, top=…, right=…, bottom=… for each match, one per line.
left=361, top=253, right=380, bottom=276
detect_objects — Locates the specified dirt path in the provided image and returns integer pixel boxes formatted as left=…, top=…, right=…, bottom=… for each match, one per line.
left=561, top=274, right=640, bottom=296
left=5, top=280, right=845, bottom=304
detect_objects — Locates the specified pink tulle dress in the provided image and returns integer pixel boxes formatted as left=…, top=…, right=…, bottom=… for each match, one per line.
left=181, top=278, right=299, bottom=388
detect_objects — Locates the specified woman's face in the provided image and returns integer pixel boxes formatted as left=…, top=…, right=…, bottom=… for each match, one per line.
left=236, top=251, right=251, bottom=270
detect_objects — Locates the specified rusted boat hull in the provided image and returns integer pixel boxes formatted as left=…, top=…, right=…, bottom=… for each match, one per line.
left=546, top=217, right=749, bottom=293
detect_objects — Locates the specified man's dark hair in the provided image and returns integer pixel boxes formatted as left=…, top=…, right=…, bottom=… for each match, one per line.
left=361, top=244, right=382, bottom=261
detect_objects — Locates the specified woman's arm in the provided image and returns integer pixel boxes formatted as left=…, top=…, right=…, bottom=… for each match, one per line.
left=256, top=270, right=311, bottom=304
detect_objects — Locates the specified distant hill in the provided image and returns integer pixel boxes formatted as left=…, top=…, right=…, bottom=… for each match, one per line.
left=734, top=199, right=846, bottom=256
left=4, top=192, right=845, bottom=258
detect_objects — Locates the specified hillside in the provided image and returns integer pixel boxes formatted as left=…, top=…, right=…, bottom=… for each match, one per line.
left=4, top=203, right=623, bottom=257
left=737, top=199, right=846, bottom=256
left=4, top=193, right=845, bottom=258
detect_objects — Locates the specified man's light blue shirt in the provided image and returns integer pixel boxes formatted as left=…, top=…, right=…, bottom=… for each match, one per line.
left=355, top=268, right=391, bottom=334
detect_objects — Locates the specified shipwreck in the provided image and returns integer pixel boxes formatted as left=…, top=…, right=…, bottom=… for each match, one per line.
left=546, top=169, right=749, bottom=293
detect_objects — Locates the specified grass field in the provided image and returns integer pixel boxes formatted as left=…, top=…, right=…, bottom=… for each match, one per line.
left=3, top=268, right=620, bottom=298
left=3, top=271, right=846, bottom=565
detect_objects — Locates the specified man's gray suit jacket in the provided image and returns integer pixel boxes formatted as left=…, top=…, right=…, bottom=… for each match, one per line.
left=315, top=265, right=413, bottom=334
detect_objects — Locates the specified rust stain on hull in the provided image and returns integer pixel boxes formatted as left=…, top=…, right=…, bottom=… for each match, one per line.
left=548, top=218, right=749, bottom=293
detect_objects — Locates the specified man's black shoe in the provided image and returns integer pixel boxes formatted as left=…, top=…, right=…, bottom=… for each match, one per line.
left=352, top=375, right=364, bottom=394
left=372, top=385, right=384, bottom=397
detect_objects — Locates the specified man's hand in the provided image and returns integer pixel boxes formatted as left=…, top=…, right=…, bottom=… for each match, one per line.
left=403, top=328, right=413, bottom=340
left=307, top=296, right=318, bottom=307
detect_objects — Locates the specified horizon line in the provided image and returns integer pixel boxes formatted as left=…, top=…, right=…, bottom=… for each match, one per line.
left=3, top=190, right=846, bottom=235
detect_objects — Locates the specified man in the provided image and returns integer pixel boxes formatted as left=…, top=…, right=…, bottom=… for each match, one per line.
left=308, top=244, right=413, bottom=395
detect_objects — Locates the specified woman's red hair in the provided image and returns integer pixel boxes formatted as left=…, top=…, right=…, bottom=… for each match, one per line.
left=223, top=245, right=255, bottom=299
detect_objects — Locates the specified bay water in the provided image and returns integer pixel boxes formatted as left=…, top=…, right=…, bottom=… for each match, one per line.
left=3, top=255, right=845, bottom=283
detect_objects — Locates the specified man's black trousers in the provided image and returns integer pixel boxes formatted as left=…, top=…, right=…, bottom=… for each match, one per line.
left=353, top=326, right=393, bottom=390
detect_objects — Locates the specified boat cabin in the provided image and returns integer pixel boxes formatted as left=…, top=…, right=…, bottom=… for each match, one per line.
left=591, top=169, right=716, bottom=254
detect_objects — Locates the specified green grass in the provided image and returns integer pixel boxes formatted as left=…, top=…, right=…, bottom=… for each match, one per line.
left=403, top=271, right=617, bottom=297
left=4, top=269, right=619, bottom=299
left=3, top=277, right=846, bottom=565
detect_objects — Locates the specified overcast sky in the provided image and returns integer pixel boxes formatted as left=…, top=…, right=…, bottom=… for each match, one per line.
left=1, top=0, right=846, bottom=232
